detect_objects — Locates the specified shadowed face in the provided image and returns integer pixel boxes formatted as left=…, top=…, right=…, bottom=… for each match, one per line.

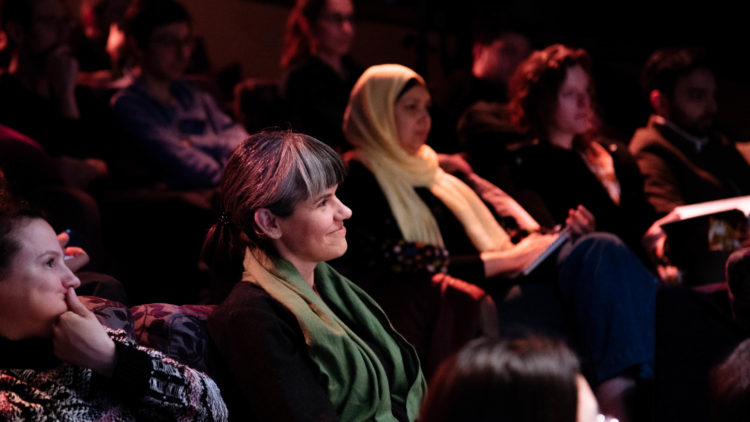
left=667, top=68, right=717, bottom=136
left=394, top=84, right=432, bottom=155
left=313, top=0, right=354, bottom=59
left=19, top=0, right=73, bottom=62
left=551, top=65, right=591, bottom=138
left=140, top=21, right=193, bottom=83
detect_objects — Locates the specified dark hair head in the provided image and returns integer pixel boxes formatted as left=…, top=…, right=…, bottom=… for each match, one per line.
left=0, top=188, right=44, bottom=280
left=121, top=0, right=190, bottom=50
left=508, top=44, right=592, bottom=138
left=419, top=336, right=580, bottom=422
left=0, top=0, right=34, bottom=30
left=710, top=338, right=750, bottom=422
left=472, top=17, right=532, bottom=48
left=280, top=0, right=328, bottom=69
left=642, top=47, right=712, bottom=97
left=201, top=130, right=346, bottom=289
left=725, top=247, right=750, bottom=331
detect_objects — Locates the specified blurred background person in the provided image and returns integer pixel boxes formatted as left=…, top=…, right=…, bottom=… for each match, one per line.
left=500, top=44, right=654, bottom=262
left=280, top=0, right=361, bottom=152
left=111, top=0, right=246, bottom=190
left=419, top=336, right=605, bottom=422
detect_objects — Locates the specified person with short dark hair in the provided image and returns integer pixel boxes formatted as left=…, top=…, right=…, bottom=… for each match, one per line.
left=0, top=193, right=227, bottom=421
left=630, top=47, right=750, bottom=216
left=111, top=0, right=246, bottom=189
left=419, top=336, right=603, bottom=422
left=0, top=0, right=110, bottom=178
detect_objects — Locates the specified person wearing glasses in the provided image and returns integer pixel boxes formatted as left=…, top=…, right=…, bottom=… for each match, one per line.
left=111, top=0, right=247, bottom=189
left=281, top=0, right=362, bottom=153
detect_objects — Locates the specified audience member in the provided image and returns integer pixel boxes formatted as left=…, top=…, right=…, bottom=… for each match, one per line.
left=0, top=193, right=227, bottom=421
left=1, top=124, right=106, bottom=265
left=630, top=47, right=750, bottom=216
left=725, top=247, right=750, bottom=334
left=74, top=0, right=134, bottom=88
left=204, top=130, right=425, bottom=421
left=451, top=25, right=532, bottom=155
left=111, top=0, right=246, bottom=189
left=0, top=0, right=112, bottom=169
left=280, top=0, right=361, bottom=152
left=502, top=44, right=654, bottom=259
left=709, top=338, right=750, bottom=422
left=465, top=24, right=532, bottom=106
left=419, top=336, right=604, bottom=422
left=338, top=64, right=657, bottom=422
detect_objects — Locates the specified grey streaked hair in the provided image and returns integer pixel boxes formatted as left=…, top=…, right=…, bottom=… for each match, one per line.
left=202, top=130, right=346, bottom=291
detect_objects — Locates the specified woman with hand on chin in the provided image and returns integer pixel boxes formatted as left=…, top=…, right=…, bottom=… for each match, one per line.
left=204, top=130, right=425, bottom=421
left=338, top=64, right=657, bottom=422
left=0, top=194, right=227, bottom=421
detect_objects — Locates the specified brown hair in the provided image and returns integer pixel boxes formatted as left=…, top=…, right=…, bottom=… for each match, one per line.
left=0, top=186, right=44, bottom=279
left=201, top=130, right=346, bottom=292
left=419, top=336, right=580, bottom=422
left=508, top=44, right=592, bottom=139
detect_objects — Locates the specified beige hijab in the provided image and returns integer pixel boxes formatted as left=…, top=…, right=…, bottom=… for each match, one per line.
left=342, top=64, right=511, bottom=252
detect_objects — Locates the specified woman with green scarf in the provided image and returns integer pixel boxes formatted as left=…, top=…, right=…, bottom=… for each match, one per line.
left=203, top=130, right=425, bottom=421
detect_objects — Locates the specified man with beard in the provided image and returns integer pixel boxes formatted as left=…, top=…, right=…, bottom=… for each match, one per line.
left=630, top=48, right=750, bottom=216
left=0, top=0, right=112, bottom=165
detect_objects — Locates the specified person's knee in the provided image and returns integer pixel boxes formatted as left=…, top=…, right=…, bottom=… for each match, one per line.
left=575, top=232, right=626, bottom=251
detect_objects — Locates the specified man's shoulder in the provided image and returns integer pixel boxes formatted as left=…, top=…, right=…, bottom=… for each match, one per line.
left=629, top=122, right=671, bottom=155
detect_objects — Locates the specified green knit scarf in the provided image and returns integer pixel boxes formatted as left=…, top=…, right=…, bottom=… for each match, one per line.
left=242, top=248, right=426, bottom=421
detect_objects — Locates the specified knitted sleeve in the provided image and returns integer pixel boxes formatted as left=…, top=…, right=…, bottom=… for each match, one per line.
left=107, top=331, right=228, bottom=422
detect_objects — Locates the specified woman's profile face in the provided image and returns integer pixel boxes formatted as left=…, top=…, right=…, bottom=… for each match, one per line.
left=0, top=218, right=80, bottom=340
left=394, top=84, right=432, bottom=155
left=272, top=185, right=352, bottom=268
left=551, top=65, right=591, bottom=138
left=312, top=0, right=354, bottom=59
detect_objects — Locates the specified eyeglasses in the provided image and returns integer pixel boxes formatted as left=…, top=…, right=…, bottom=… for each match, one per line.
left=319, top=13, right=355, bottom=26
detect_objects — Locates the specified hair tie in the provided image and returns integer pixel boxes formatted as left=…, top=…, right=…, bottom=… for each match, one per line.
left=218, top=212, right=232, bottom=226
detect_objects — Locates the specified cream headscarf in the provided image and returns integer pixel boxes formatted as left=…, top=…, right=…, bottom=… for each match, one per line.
left=342, top=64, right=512, bottom=252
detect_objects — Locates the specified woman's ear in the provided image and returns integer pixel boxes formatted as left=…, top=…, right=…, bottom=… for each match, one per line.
left=254, top=208, right=282, bottom=239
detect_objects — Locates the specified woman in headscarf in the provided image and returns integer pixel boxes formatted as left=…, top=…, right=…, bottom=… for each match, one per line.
left=338, top=63, right=657, bottom=422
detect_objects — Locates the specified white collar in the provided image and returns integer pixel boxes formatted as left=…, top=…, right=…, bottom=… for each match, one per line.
left=653, top=115, right=710, bottom=152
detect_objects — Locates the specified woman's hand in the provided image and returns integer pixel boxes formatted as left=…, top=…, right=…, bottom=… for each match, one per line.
left=482, top=232, right=559, bottom=278
left=53, top=288, right=117, bottom=377
left=566, top=205, right=596, bottom=236
left=642, top=210, right=683, bottom=285
left=438, top=153, right=474, bottom=176
left=57, top=231, right=90, bottom=272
